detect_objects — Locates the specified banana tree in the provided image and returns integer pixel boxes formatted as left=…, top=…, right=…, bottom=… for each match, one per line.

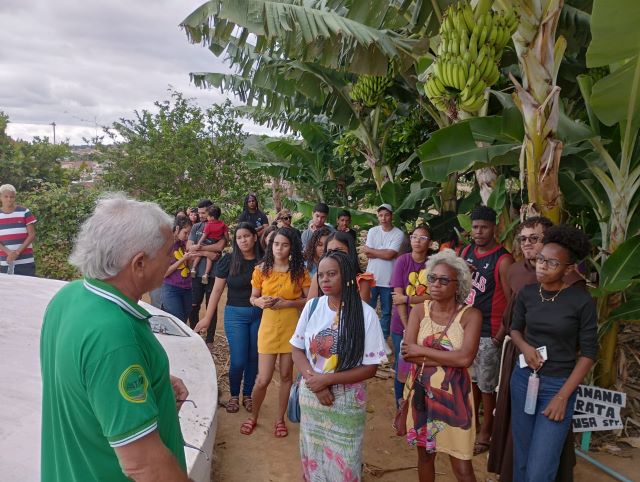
left=573, top=0, right=640, bottom=387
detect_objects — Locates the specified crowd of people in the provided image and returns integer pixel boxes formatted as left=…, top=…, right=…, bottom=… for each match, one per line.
left=6, top=185, right=596, bottom=481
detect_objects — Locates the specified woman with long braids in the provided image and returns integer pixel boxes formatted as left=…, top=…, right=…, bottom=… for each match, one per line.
left=307, top=230, right=375, bottom=302
left=241, top=227, right=311, bottom=437
left=291, top=250, right=387, bottom=480
left=510, top=225, right=597, bottom=481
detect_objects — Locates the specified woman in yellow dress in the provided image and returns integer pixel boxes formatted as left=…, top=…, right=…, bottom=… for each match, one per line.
left=401, top=249, right=482, bottom=482
left=241, top=227, right=311, bottom=437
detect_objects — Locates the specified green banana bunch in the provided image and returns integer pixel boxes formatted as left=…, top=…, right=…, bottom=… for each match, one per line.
left=350, top=71, right=394, bottom=108
left=424, top=1, right=520, bottom=116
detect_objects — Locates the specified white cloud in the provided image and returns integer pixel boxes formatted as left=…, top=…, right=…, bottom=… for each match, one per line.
left=1, top=0, right=278, bottom=144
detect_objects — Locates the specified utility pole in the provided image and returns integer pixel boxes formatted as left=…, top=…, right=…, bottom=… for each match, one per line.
left=50, top=122, right=56, bottom=144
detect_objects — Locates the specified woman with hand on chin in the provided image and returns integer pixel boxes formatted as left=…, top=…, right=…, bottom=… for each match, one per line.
left=510, top=225, right=597, bottom=482
left=291, top=250, right=387, bottom=481
left=400, top=249, right=482, bottom=482
left=241, top=227, right=310, bottom=437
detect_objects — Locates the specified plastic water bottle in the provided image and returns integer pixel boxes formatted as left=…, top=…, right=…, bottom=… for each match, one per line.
left=524, top=371, right=539, bottom=415
left=7, top=263, right=15, bottom=275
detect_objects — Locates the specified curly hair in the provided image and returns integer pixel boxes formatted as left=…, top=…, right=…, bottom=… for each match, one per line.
left=543, top=225, right=591, bottom=262
left=320, top=250, right=366, bottom=372
left=425, top=249, right=472, bottom=304
left=261, top=226, right=306, bottom=284
left=303, top=227, right=332, bottom=269
left=517, top=216, right=553, bottom=235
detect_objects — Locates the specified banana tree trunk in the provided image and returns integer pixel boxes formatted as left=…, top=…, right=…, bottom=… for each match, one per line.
left=441, top=173, right=458, bottom=213
left=506, top=0, right=565, bottom=223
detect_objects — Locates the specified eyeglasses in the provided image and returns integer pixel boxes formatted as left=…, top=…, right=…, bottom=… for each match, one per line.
left=518, top=234, right=542, bottom=244
left=280, top=216, right=291, bottom=221
left=410, top=235, right=431, bottom=242
left=535, top=254, right=571, bottom=269
left=426, top=274, right=457, bottom=285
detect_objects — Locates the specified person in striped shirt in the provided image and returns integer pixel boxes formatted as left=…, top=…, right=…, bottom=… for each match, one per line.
left=0, top=184, right=37, bottom=276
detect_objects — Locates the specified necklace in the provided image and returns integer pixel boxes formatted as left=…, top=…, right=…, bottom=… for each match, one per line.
left=539, top=283, right=567, bottom=303
left=328, top=298, right=341, bottom=312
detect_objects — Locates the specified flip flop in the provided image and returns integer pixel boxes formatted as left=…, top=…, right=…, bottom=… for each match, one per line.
left=240, top=418, right=257, bottom=435
left=274, top=420, right=288, bottom=438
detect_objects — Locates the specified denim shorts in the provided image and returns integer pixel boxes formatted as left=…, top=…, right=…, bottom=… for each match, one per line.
left=471, top=337, right=500, bottom=393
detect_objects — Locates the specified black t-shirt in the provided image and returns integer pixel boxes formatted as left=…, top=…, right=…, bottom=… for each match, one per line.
left=237, top=211, right=269, bottom=230
left=512, top=283, right=598, bottom=377
left=214, top=253, right=259, bottom=307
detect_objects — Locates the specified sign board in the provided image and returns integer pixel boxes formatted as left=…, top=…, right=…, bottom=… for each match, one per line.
left=572, top=385, right=626, bottom=433
left=572, top=414, right=624, bottom=433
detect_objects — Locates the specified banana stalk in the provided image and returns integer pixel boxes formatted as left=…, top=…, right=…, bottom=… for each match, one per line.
left=498, top=0, right=565, bottom=223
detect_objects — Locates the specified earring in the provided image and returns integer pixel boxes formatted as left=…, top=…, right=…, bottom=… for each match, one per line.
left=289, top=254, right=292, bottom=261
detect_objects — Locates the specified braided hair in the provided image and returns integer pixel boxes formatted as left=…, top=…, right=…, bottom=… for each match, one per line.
left=261, top=226, right=306, bottom=284
left=321, top=250, right=366, bottom=372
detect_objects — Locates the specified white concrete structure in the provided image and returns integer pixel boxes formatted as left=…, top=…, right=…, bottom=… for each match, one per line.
left=0, top=274, right=217, bottom=481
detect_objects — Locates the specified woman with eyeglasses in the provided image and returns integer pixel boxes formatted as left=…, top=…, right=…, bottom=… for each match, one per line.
left=400, top=249, right=482, bottom=482
left=390, top=225, right=432, bottom=404
left=509, top=225, right=597, bottom=481
left=307, top=230, right=375, bottom=302
left=290, top=250, right=387, bottom=481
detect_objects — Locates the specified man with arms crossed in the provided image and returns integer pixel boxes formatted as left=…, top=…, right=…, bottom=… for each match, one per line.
left=461, top=205, right=514, bottom=456
left=40, top=194, right=190, bottom=482
left=363, top=203, right=404, bottom=355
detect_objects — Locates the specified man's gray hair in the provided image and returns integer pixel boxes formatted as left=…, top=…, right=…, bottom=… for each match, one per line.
left=0, top=184, right=16, bottom=195
left=70, top=193, right=173, bottom=279
left=426, top=249, right=472, bottom=304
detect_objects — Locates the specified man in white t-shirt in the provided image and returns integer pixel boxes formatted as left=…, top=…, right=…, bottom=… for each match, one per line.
left=363, top=204, right=404, bottom=354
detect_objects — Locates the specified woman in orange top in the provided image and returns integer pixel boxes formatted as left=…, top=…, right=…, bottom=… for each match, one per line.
left=242, top=227, right=310, bottom=437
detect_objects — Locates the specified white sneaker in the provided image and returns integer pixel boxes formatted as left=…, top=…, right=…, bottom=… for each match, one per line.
left=384, top=341, right=393, bottom=356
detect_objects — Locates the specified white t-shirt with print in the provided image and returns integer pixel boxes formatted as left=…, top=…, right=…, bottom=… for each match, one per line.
left=290, top=296, right=388, bottom=374
left=365, top=225, right=404, bottom=287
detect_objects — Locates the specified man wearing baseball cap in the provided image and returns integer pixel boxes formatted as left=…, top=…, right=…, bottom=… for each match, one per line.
left=363, top=203, right=405, bottom=355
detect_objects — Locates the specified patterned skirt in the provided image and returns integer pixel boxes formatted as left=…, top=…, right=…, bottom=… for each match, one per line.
left=298, top=381, right=367, bottom=482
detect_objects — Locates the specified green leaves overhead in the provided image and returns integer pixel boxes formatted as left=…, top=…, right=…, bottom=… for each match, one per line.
left=600, top=235, right=640, bottom=290
left=182, top=0, right=425, bottom=76
left=417, top=119, right=518, bottom=182
left=586, top=0, right=640, bottom=129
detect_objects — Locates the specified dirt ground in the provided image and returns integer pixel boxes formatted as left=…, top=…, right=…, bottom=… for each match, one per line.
left=197, top=295, right=638, bottom=482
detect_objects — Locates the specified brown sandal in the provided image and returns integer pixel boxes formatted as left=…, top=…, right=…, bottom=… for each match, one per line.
left=274, top=420, right=288, bottom=438
left=226, top=397, right=240, bottom=413
left=242, top=396, right=253, bottom=413
left=240, top=418, right=257, bottom=435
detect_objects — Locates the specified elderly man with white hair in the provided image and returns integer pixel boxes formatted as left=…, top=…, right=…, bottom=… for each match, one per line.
left=0, top=183, right=37, bottom=275
left=40, top=194, right=190, bottom=482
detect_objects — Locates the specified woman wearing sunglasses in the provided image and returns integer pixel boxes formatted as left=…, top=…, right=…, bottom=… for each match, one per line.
left=400, top=249, right=482, bottom=482
left=276, top=208, right=302, bottom=241
left=510, top=225, right=597, bottom=481
left=390, top=224, right=432, bottom=405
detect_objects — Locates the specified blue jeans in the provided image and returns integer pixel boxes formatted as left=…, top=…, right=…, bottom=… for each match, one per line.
left=391, top=331, right=404, bottom=404
left=224, top=305, right=262, bottom=397
left=1, top=262, right=36, bottom=276
left=510, top=366, right=577, bottom=482
left=368, top=286, right=392, bottom=339
left=161, top=284, right=192, bottom=323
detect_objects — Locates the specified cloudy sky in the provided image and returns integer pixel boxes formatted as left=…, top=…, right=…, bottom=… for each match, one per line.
left=1, top=0, right=275, bottom=144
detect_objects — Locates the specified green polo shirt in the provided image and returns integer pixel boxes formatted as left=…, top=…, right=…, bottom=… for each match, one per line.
left=40, top=278, right=186, bottom=481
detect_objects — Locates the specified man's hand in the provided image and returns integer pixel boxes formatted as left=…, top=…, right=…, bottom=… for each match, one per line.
left=170, top=375, right=189, bottom=411
left=362, top=245, right=373, bottom=258
left=5, top=250, right=18, bottom=263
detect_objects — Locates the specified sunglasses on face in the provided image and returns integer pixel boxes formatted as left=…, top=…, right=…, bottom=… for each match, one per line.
left=410, top=235, right=431, bottom=242
left=518, top=234, right=542, bottom=244
left=426, top=274, right=457, bottom=285
left=535, top=254, right=571, bottom=269
left=280, top=216, right=291, bottom=221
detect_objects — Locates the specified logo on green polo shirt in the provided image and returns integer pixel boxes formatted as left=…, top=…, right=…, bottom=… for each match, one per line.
left=118, top=365, right=148, bottom=403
